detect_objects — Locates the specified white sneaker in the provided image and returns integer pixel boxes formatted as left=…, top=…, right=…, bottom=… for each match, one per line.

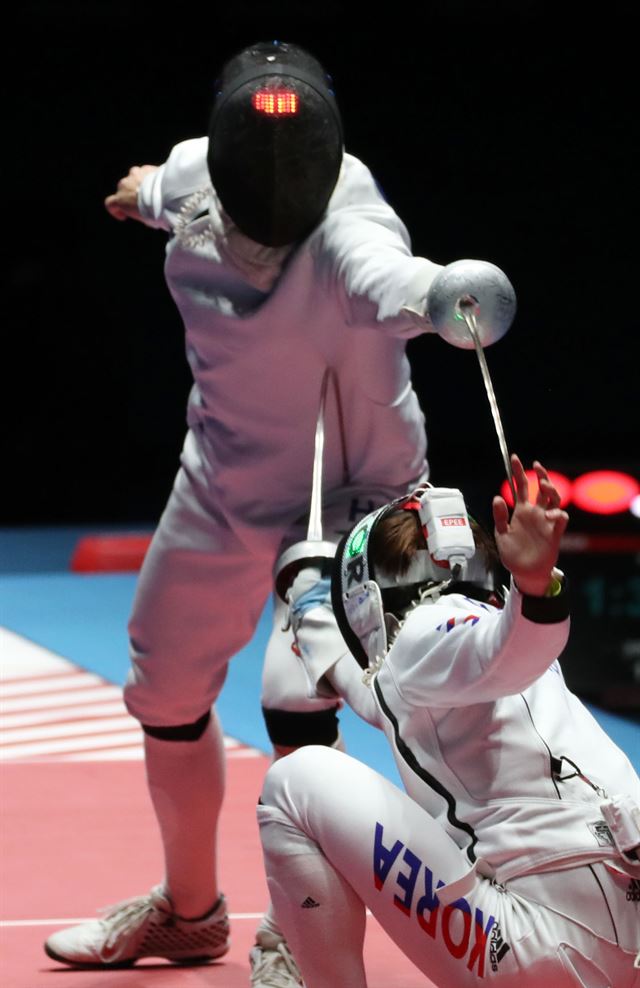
left=249, top=941, right=304, bottom=987
left=44, top=886, right=230, bottom=967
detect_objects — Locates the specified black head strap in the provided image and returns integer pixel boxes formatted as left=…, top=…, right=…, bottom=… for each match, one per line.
left=330, top=534, right=369, bottom=669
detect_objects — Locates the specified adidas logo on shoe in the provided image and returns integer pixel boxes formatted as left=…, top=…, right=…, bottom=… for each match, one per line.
left=300, top=897, right=320, bottom=909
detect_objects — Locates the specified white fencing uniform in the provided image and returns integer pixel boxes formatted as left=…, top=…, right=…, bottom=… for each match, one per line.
left=258, top=578, right=640, bottom=986
left=123, top=139, right=440, bottom=732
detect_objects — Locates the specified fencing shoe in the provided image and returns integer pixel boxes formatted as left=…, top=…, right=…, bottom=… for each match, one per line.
left=249, top=940, right=304, bottom=987
left=44, top=886, right=229, bottom=967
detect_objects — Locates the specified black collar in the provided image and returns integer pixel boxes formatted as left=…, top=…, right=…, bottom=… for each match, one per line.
left=381, top=580, right=503, bottom=618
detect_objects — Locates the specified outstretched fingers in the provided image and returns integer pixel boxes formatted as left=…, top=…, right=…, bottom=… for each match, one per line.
left=497, top=454, right=569, bottom=533
left=547, top=507, right=570, bottom=540
left=492, top=495, right=510, bottom=535
left=510, top=453, right=528, bottom=503
left=533, top=460, right=561, bottom=510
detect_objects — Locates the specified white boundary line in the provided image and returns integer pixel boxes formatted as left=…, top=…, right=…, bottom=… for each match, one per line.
left=1, top=628, right=268, bottom=762
left=1, top=913, right=265, bottom=927
left=2, top=911, right=375, bottom=927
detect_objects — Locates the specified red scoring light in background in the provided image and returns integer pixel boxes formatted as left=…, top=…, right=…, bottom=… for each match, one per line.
left=252, top=90, right=299, bottom=115
left=500, top=470, right=572, bottom=509
left=571, top=471, right=639, bottom=515
left=500, top=470, right=639, bottom=515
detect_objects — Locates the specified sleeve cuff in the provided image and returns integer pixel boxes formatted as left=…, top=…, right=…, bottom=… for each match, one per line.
left=520, top=575, right=570, bottom=624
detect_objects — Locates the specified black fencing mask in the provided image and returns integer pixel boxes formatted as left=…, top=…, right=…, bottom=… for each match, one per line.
left=207, top=41, right=343, bottom=247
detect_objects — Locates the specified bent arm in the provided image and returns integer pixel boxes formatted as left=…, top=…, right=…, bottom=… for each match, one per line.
left=287, top=566, right=382, bottom=727
left=382, top=455, right=571, bottom=707
left=325, top=654, right=381, bottom=727
left=315, top=155, right=443, bottom=335
left=104, top=137, right=212, bottom=232
left=382, top=580, right=570, bottom=708
left=136, top=137, right=211, bottom=230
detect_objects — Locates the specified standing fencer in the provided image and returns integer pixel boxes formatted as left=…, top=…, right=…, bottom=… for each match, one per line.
left=42, top=39, right=482, bottom=986
left=259, top=455, right=640, bottom=987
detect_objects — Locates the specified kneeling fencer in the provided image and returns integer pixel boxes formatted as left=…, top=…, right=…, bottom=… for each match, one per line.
left=259, top=455, right=640, bottom=987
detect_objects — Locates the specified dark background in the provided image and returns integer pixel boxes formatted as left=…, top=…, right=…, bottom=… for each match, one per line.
left=8, top=1, right=638, bottom=525
left=6, top=3, right=639, bottom=707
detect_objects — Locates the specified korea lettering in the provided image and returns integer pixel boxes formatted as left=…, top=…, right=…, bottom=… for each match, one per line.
left=373, top=822, right=510, bottom=977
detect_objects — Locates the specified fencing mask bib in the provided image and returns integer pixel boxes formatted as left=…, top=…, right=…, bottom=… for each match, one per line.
left=207, top=40, right=343, bottom=247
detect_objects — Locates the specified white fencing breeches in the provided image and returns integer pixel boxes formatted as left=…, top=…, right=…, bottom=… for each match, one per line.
left=258, top=747, right=640, bottom=988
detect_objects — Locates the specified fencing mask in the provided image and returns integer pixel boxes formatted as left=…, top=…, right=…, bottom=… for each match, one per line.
left=207, top=40, right=343, bottom=247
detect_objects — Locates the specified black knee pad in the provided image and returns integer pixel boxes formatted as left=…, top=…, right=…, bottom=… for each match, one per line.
left=262, top=705, right=339, bottom=747
left=142, top=710, right=211, bottom=742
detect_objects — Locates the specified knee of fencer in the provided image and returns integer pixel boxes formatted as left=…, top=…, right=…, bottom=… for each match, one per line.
left=124, top=636, right=228, bottom=729
left=262, top=705, right=339, bottom=748
left=257, top=786, right=321, bottom=861
left=261, top=745, right=331, bottom=809
left=141, top=710, right=212, bottom=742
left=260, top=756, right=291, bottom=808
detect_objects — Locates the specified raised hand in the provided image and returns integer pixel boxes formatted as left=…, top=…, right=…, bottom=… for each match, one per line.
left=104, top=165, right=158, bottom=222
left=492, top=454, right=569, bottom=596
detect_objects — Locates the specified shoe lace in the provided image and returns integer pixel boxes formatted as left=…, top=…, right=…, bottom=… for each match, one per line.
left=98, top=888, right=168, bottom=961
left=252, top=942, right=304, bottom=987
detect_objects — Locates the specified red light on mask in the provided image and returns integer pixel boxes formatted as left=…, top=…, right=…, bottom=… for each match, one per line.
left=252, top=89, right=299, bottom=115
left=500, top=470, right=572, bottom=508
left=571, top=471, right=639, bottom=515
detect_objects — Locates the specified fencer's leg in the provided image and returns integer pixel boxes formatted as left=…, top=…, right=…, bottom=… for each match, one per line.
left=256, top=588, right=342, bottom=960
left=43, top=437, right=277, bottom=968
left=258, top=747, right=582, bottom=988
left=260, top=748, right=631, bottom=988
left=258, top=750, right=370, bottom=987
left=143, top=708, right=226, bottom=918
left=260, top=800, right=368, bottom=988
left=124, top=449, right=274, bottom=921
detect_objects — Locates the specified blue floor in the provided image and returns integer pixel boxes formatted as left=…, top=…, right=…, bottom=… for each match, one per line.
left=1, top=527, right=638, bottom=779
left=0, top=527, right=402, bottom=781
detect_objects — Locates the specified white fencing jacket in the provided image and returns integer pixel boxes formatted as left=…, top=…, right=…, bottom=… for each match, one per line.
left=298, top=576, right=640, bottom=884
left=137, top=140, right=442, bottom=541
